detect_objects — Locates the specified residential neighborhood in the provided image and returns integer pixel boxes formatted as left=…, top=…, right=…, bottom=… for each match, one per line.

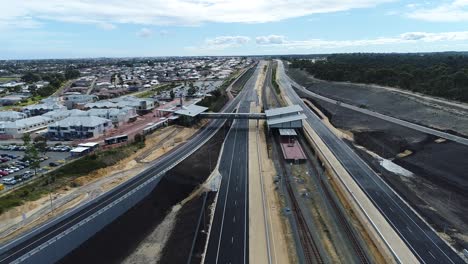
left=0, top=57, right=252, bottom=140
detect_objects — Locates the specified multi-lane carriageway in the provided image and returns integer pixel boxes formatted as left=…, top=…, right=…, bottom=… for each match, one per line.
left=276, top=60, right=464, bottom=264
left=0, top=63, right=259, bottom=264
left=204, top=61, right=262, bottom=264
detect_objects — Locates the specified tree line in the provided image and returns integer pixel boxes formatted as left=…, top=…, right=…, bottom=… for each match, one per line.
left=290, top=53, right=468, bottom=103
left=21, top=67, right=80, bottom=97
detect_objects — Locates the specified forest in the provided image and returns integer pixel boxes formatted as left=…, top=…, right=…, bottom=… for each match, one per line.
left=290, top=53, right=468, bottom=103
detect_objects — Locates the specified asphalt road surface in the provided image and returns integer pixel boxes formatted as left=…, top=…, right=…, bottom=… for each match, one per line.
left=205, top=63, right=261, bottom=264
left=0, top=67, right=253, bottom=264
left=277, top=60, right=464, bottom=264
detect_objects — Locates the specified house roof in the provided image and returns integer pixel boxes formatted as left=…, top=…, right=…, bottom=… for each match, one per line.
left=0, top=111, right=26, bottom=119
left=51, top=116, right=111, bottom=127
left=278, top=129, right=297, bottom=136
left=3, top=116, right=53, bottom=129
left=267, top=114, right=306, bottom=126
left=174, top=104, right=208, bottom=117
left=265, top=105, right=303, bottom=117
left=70, top=147, right=90, bottom=153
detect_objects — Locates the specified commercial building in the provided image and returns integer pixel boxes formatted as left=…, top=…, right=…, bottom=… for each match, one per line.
left=0, top=111, right=27, bottom=122
left=85, top=107, right=137, bottom=124
left=85, top=96, right=155, bottom=115
left=23, top=100, right=66, bottom=116
left=62, top=94, right=98, bottom=109
left=0, top=116, right=54, bottom=138
left=42, top=109, right=86, bottom=121
left=265, top=105, right=306, bottom=129
left=47, top=116, right=112, bottom=139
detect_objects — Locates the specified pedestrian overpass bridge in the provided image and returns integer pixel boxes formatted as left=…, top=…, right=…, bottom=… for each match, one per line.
left=172, top=104, right=306, bottom=128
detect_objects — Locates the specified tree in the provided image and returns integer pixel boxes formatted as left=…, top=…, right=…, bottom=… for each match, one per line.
left=34, top=135, right=48, bottom=155
left=23, top=133, right=40, bottom=175
left=170, top=90, right=175, bottom=100
left=187, top=86, right=196, bottom=96
left=65, top=68, right=81, bottom=80
left=26, top=147, right=41, bottom=175
left=22, top=133, right=31, bottom=146
left=21, top=72, right=41, bottom=84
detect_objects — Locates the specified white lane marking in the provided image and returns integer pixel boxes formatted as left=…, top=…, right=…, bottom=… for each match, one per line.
left=233, top=216, right=236, bottom=223
left=280, top=62, right=457, bottom=263
left=407, top=226, right=413, bottom=233
left=429, top=251, right=436, bottom=259
left=235, top=200, right=237, bottom=206
left=215, top=118, right=240, bottom=264
left=232, top=236, right=234, bottom=244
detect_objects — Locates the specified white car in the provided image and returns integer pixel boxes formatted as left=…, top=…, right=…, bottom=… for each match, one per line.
left=2, top=177, right=17, bottom=185
left=10, top=167, right=20, bottom=172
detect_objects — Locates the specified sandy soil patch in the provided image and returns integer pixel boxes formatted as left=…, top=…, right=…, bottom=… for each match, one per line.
left=121, top=205, right=181, bottom=264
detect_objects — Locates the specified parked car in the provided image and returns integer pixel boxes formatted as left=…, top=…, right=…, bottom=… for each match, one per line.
left=21, top=173, right=32, bottom=180
left=49, top=162, right=59, bottom=167
left=0, top=170, right=9, bottom=176
left=2, top=177, right=17, bottom=185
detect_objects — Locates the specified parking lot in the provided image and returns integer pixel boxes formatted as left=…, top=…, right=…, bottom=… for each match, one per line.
left=0, top=146, right=71, bottom=191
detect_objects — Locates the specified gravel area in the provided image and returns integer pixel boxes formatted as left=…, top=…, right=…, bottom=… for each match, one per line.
left=292, top=75, right=468, bottom=251
left=287, top=67, right=468, bottom=137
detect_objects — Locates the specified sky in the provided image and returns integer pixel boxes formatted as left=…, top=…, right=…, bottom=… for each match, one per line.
left=1, top=0, right=468, bottom=59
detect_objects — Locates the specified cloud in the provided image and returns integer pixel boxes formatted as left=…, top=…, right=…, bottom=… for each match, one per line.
left=407, top=0, right=468, bottom=22
left=97, top=22, right=116, bottom=30
left=136, top=28, right=153, bottom=38
left=203, top=35, right=250, bottom=50
left=256, top=31, right=468, bottom=49
left=0, top=0, right=393, bottom=29
left=256, top=35, right=286, bottom=45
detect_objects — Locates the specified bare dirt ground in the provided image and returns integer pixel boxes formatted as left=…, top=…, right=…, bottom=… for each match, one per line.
left=287, top=67, right=468, bottom=137
left=290, top=73, right=468, bottom=252
left=0, top=125, right=199, bottom=244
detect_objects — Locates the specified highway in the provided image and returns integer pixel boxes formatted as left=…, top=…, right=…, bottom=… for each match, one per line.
left=0, top=66, right=254, bottom=264
left=290, top=75, right=468, bottom=146
left=205, top=63, right=261, bottom=264
left=276, top=60, right=465, bottom=264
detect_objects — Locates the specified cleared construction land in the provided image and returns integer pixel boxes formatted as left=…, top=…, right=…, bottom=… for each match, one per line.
left=287, top=66, right=468, bottom=252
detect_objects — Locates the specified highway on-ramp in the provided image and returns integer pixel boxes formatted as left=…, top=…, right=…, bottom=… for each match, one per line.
left=277, top=60, right=464, bottom=264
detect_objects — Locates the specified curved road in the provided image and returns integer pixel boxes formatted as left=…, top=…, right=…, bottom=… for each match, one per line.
left=277, top=60, right=464, bottom=264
